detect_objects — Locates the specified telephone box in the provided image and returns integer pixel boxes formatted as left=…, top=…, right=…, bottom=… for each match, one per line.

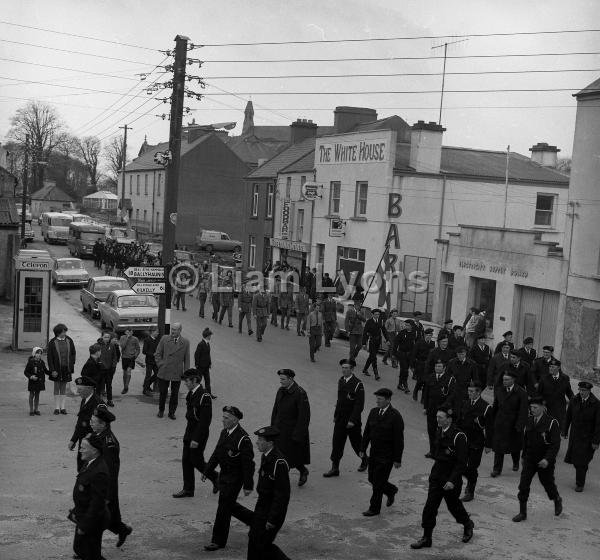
left=13, top=249, right=52, bottom=350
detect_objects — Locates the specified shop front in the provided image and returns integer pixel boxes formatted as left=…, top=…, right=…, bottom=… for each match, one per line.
left=271, top=238, right=310, bottom=272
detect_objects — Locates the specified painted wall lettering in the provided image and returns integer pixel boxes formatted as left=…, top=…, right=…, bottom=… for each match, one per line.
left=388, top=193, right=402, bottom=218
left=317, top=139, right=389, bottom=164
left=385, top=223, right=400, bottom=249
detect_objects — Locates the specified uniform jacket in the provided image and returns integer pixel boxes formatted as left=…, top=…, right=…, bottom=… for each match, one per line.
left=321, top=299, right=337, bottom=322
left=205, top=424, right=255, bottom=491
left=425, top=346, right=455, bottom=375
left=142, top=335, right=159, bottom=366
left=194, top=339, right=211, bottom=370
left=184, top=386, right=212, bottom=444
left=81, top=357, right=103, bottom=388
left=70, top=393, right=103, bottom=444
left=516, top=346, right=537, bottom=367
left=446, top=357, right=478, bottom=392
left=255, top=447, right=290, bottom=528
left=24, top=357, right=48, bottom=392
left=294, top=292, right=310, bottom=315
left=468, top=343, right=492, bottom=368
left=344, top=307, right=365, bottom=336
left=97, top=339, right=119, bottom=370
left=392, top=329, right=417, bottom=354
left=564, top=392, right=600, bottom=466
left=71, top=457, right=110, bottom=534
left=271, top=382, right=311, bottom=466
left=509, top=361, right=533, bottom=393
left=522, top=412, right=561, bottom=464
left=487, top=352, right=511, bottom=387
left=430, top=424, right=468, bottom=486
left=239, top=292, right=254, bottom=313
left=361, top=405, right=404, bottom=463
left=333, top=374, right=364, bottom=426
left=456, top=396, right=492, bottom=449
left=530, top=356, right=553, bottom=384
left=362, top=318, right=386, bottom=348
left=494, top=340, right=515, bottom=355
left=411, top=338, right=435, bottom=363
left=537, top=373, right=574, bottom=426
left=307, top=310, right=323, bottom=333
left=155, top=335, right=190, bottom=381
left=491, top=384, right=528, bottom=454
left=423, top=371, right=456, bottom=413
left=96, top=427, right=120, bottom=501
left=47, top=336, right=76, bottom=382
left=252, top=292, right=269, bottom=317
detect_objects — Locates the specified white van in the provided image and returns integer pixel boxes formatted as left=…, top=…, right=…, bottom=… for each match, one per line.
left=41, top=212, right=73, bottom=244
left=196, top=230, right=242, bottom=252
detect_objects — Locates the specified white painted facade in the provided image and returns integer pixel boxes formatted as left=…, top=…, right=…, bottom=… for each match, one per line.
left=117, top=169, right=165, bottom=233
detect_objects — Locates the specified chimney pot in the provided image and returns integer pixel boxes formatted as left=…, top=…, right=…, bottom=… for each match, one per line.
left=529, top=142, right=560, bottom=167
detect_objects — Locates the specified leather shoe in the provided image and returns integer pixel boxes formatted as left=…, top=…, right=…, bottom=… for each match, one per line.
left=575, top=485, right=583, bottom=492
left=357, top=457, right=368, bottom=472
left=386, top=489, right=397, bottom=507
left=172, top=490, right=193, bottom=498
left=461, top=491, right=474, bottom=503
left=554, top=497, right=563, bottom=516
left=362, top=509, right=379, bottom=517
left=143, top=390, right=153, bottom=397
left=204, top=543, right=223, bottom=551
left=490, top=470, right=501, bottom=478
left=512, top=463, right=519, bottom=472
left=157, top=411, right=164, bottom=418
left=116, top=525, right=132, bottom=547
left=410, top=537, right=432, bottom=549
left=298, top=471, right=308, bottom=487
left=462, top=520, right=474, bottom=543
left=512, top=512, right=527, bottom=522
left=168, top=413, right=176, bottom=420
left=424, top=452, right=434, bottom=459
left=323, top=469, right=340, bottom=478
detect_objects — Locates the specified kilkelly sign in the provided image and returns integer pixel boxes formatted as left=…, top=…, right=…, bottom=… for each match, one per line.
left=280, top=199, right=291, bottom=240
left=131, top=281, right=166, bottom=294
left=271, top=238, right=309, bottom=252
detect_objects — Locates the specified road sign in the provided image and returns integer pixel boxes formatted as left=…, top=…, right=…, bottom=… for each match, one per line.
left=124, top=266, right=165, bottom=279
left=131, top=282, right=165, bottom=294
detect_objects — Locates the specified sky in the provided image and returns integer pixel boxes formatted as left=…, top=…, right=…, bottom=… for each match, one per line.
left=1, top=0, right=599, bottom=168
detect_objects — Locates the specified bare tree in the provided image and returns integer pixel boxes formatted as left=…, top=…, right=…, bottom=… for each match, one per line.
left=104, top=136, right=125, bottom=179
left=76, top=136, right=102, bottom=190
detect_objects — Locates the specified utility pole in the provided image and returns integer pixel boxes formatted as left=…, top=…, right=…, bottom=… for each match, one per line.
left=21, top=134, right=29, bottom=243
left=502, top=145, right=510, bottom=228
left=432, top=38, right=468, bottom=125
left=119, top=124, right=129, bottom=224
left=158, top=34, right=189, bottom=336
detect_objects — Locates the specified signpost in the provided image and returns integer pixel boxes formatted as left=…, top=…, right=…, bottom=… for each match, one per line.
left=131, top=282, right=166, bottom=294
left=124, top=266, right=165, bottom=279
left=124, top=266, right=166, bottom=295
left=301, top=181, right=322, bottom=200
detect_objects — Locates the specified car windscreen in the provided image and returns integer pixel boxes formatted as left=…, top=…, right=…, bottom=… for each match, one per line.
left=50, top=217, right=72, bottom=227
left=117, top=295, right=157, bottom=308
left=80, top=232, right=103, bottom=242
left=94, top=280, right=129, bottom=293
left=57, top=260, right=84, bottom=270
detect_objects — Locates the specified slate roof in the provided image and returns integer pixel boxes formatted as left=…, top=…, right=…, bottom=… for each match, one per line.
left=225, top=135, right=288, bottom=167
left=30, top=184, right=74, bottom=202
left=352, top=115, right=411, bottom=141
left=280, top=150, right=315, bottom=174
left=0, top=198, right=19, bottom=226
left=247, top=137, right=317, bottom=179
left=574, top=77, right=600, bottom=99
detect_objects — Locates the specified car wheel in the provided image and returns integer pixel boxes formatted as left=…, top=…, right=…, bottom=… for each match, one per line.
left=234, top=245, right=241, bottom=252
left=205, top=244, right=213, bottom=253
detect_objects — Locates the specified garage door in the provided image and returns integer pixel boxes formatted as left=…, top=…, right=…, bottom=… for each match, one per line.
left=515, top=286, right=560, bottom=351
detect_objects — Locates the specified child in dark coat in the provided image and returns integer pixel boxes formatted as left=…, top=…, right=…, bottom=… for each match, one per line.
left=24, top=347, right=49, bottom=415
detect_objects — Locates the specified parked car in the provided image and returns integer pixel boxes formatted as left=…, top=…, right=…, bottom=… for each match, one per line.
left=51, top=258, right=90, bottom=288
left=80, top=276, right=131, bottom=318
left=97, top=289, right=158, bottom=333
left=24, top=222, right=35, bottom=242
left=196, top=229, right=242, bottom=253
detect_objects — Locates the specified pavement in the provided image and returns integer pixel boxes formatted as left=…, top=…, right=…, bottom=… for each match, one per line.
left=1, top=231, right=599, bottom=560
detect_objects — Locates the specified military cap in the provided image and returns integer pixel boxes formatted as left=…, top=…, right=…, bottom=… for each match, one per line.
left=437, top=333, right=448, bottom=341
left=549, top=358, right=561, bottom=367
left=75, top=376, right=96, bottom=387
left=502, top=369, right=517, bottom=378
left=254, top=426, right=280, bottom=441
left=529, top=395, right=545, bottom=405
left=339, top=358, right=356, bottom=367
left=371, top=308, right=382, bottom=315
left=413, top=311, right=423, bottom=317
left=202, top=327, right=213, bottom=338
left=510, top=349, right=520, bottom=356
left=477, top=333, right=487, bottom=339
left=443, top=318, right=453, bottom=325
left=374, top=388, right=393, bottom=398
left=434, top=358, right=446, bottom=365
left=93, top=404, right=115, bottom=423
left=84, top=433, right=104, bottom=452
left=501, top=341, right=512, bottom=348
left=543, top=345, right=554, bottom=352
left=437, top=404, right=453, bottom=417
left=578, top=381, right=593, bottom=390
left=468, top=380, right=483, bottom=389
left=455, top=345, right=467, bottom=354
left=424, top=328, right=434, bottom=335
left=223, top=405, right=243, bottom=420
left=277, top=368, right=295, bottom=378
left=502, top=331, right=513, bottom=337
left=452, top=325, right=464, bottom=332
left=181, top=368, right=202, bottom=380
left=523, top=337, right=534, bottom=344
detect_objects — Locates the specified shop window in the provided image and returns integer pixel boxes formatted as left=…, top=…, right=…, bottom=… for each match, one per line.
left=296, top=209, right=304, bottom=241
left=249, top=235, right=256, bottom=268
left=400, top=255, right=435, bottom=319
left=355, top=182, right=368, bottom=216
left=266, top=184, right=274, bottom=218
left=136, top=175, right=140, bottom=196
left=144, top=174, right=148, bottom=196
left=329, top=181, right=341, bottom=214
left=251, top=184, right=259, bottom=217
left=129, top=175, right=132, bottom=195
left=534, top=194, right=555, bottom=226
left=157, top=173, right=162, bottom=196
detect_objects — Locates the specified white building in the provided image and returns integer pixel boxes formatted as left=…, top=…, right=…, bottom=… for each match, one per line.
left=82, top=190, right=119, bottom=211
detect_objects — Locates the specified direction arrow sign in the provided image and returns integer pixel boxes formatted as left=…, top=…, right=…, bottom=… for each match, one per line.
left=131, top=282, right=165, bottom=294
left=124, top=266, right=165, bottom=279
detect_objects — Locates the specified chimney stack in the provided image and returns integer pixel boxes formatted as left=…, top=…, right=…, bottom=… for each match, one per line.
left=289, top=118, right=318, bottom=144
left=333, top=106, right=378, bottom=134
left=529, top=142, right=560, bottom=168
left=409, top=120, right=446, bottom=174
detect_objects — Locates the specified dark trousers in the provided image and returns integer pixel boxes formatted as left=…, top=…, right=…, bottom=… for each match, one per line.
left=279, top=308, right=290, bottom=328
left=107, top=493, right=127, bottom=535
left=493, top=451, right=521, bottom=474
left=397, top=351, right=411, bottom=387
left=231, top=504, right=290, bottom=560
left=309, top=329, right=322, bottom=359
left=575, top=465, right=588, bottom=487
left=101, top=367, right=115, bottom=402
left=364, top=350, right=379, bottom=374
left=239, top=310, right=252, bottom=333
left=198, top=366, right=211, bottom=394
left=412, top=361, right=427, bottom=401
left=464, top=446, right=485, bottom=490
left=426, top=411, right=438, bottom=454
left=296, top=313, right=306, bottom=334
left=157, top=379, right=180, bottom=414
left=198, top=293, right=207, bottom=317
left=517, top=459, right=559, bottom=502
left=367, top=458, right=397, bottom=512
left=330, top=421, right=362, bottom=465
left=256, top=316, right=267, bottom=340
left=143, top=361, right=158, bottom=391
left=270, top=300, right=278, bottom=324
left=475, top=364, right=487, bottom=388
left=212, top=479, right=243, bottom=546
left=349, top=334, right=362, bottom=360
left=219, top=304, right=233, bottom=326
left=73, top=527, right=104, bottom=560
left=324, top=320, right=336, bottom=345
left=174, top=291, right=186, bottom=310
left=182, top=439, right=211, bottom=492
left=422, top=476, right=470, bottom=531
left=211, top=294, right=220, bottom=320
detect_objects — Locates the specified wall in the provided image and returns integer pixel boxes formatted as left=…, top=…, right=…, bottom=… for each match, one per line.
left=241, top=179, right=275, bottom=271
left=0, top=229, right=19, bottom=300
left=124, top=169, right=164, bottom=233
left=562, top=296, right=600, bottom=379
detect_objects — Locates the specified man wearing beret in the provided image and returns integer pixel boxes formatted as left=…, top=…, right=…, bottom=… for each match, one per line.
left=230, top=426, right=290, bottom=560
left=536, top=358, right=574, bottom=430
left=360, top=388, right=404, bottom=516
left=323, top=359, right=367, bottom=478
left=69, top=434, right=110, bottom=560
left=494, top=331, right=514, bottom=355
left=490, top=370, right=528, bottom=477
left=271, top=369, right=311, bottom=487
left=563, top=381, right=600, bottom=492
left=411, top=406, right=473, bottom=549
left=69, top=376, right=104, bottom=472
left=516, top=337, right=537, bottom=367
left=512, top=396, right=562, bottom=522
left=529, top=345, right=555, bottom=390
left=90, top=404, right=132, bottom=548
left=410, top=327, right=435, bottom=403
left=203, top=405, right=255, bottom=551
left=423, top=360, right=456, bottom=458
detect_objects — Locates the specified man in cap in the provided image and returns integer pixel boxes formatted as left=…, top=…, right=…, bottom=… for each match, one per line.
left=456, top=382, right=493, bottom=502
left=563, top=381, right=600, bottom=491
left=425, top=335, right=455, bottom=376
left=229, top=426, right=290, bottom=560
left=271, top=369, right=311, bottom=486
left=323, top=359, right=367, bottom=478
left=411, top=405, right=474, bottom=549
left=81, top=344, right=104, bottom=393
left=383, top=309, right=404, bottom=367
left=423, top=360, right=456, bottom=458
left=173, top=369, right=215, bottom=499
left=392, top=318, right=417, bottom=393
left=90, top=404, right=132, bottom=548
left=321, top=292, right=337, bottom=347
left=360, top=388, right=404, bottom=516
left=412, top=310, right=425, bottom=340
left=508, top=349, right=533, bottom=393
left=69, top=376, right=103, bottom=472
left=530, top=345, right=555, bottom=390
left=446, top=346, right=478, bottom=416
left=536, top=358, right=574, bottom=430
left=516, top=337, right=537, bottom=367
left=344, top=301, right=365, bottom=360
left=438, top=319, right=454, bottom=342
left=411, top=327, right=435, bottom=403
left=69, top=434, right=109, bottom=560
left=203, top=405, right=255, bottom=551
left=494, top=331, right=514, bottom=355
left=490, top=370, right=528, bottom=477
left=487, top=341, right=512, bottom=389
left=512, top=396, right=563, bottom=522
left=194, top=328, right=217, bottom=399
left=362, top=309, right=386, bottom=380
left=251, top=285, right=269, bottom=342
left=468, top=333, right=492, bottom=388
left=448, top=325, right=466, bottom=352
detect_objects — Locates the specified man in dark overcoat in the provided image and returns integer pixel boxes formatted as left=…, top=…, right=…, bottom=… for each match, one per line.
left=562, top=380, right=600, bottom=491
left=410, top=328, right=435, bottom=402
left=536, top=358, right=574, bottom=430
left=425, top=335, right=455, bottom=376
left=468, top=333, right=491, bottom=388
left=446, top=346, right=478, bottom=415
left=69, top=377, right=103, bottom=472
left=271, top=369, right=311, bottom=486
left=423, top=359, right=456, bottom=458
left=529, top=345, right=555, bottom=391
left=194, top=327, right=215, bottom=398
left=515, top=336, right=536, bottom=367
left=490, top=370, right=528, bottom=477
left=486, top=341, right=511, bottom=388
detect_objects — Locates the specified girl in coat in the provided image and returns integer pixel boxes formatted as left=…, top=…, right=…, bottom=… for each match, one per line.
left=24, top=347, right=49, bottom=416
left=47, top=323, right=77, bottom=415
